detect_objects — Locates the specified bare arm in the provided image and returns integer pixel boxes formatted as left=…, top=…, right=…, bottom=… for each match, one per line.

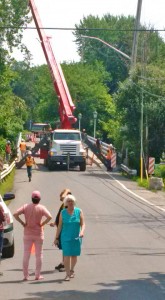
left=40, top=215, right=52, bottom=227
left=13, top=212, right=26, bottom=227
left=54, top=213, right=62, bottom=246
left=79, top=210, right=85, bottom=237
left=49, top=221, right=56, bottom=227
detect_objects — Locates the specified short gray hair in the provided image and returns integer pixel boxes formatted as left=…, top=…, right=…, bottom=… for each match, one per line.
left=64, top=194, right=76, bottom=206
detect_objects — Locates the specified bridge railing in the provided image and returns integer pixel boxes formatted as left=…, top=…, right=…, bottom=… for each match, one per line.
left=120, top=164, right=137, bottom=176
left=0, top=160, right=16, bottom=181
left=86, top=135, right=137, bottom=175
left=0, top=133, right=21, bottom=182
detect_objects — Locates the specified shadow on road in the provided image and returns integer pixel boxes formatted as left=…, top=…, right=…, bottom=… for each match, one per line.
left=7, top=272, right=165, bottom=299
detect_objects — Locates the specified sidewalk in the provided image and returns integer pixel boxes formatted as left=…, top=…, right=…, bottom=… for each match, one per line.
left=88, top=150, right=165, bottom=211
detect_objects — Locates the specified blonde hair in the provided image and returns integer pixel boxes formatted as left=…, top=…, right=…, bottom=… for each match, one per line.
left=64, top=194, right=76, bottom=206
left=60, top=188, right=71, bottom=201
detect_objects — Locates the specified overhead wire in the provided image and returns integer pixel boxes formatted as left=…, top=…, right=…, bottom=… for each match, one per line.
left=0, top=26, right=165, bottom=32
left=131, top=80, right=165, bottom=102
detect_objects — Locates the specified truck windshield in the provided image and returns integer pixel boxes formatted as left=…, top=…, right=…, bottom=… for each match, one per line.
left=31, top=123, right=51, bottom=132
left=53, top=132, right=81, bottom=141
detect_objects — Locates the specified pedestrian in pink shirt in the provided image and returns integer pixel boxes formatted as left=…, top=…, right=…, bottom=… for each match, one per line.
left=13, top=191, right=52, bottom=281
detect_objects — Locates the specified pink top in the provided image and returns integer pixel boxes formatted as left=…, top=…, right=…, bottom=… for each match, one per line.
left=16, top=203, right=51, bottom=238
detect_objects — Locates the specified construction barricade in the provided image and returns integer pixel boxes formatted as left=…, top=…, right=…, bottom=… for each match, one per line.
left=148, top=157, right=155, bottom=175
left=111, top=152, right=117, bottom=169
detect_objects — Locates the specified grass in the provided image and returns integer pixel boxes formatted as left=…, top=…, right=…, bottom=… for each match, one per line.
left=137, top=177, right=149, bottom=189
left=0, top=169, right=15, bottom=204
left=121, top=172, right=149, bottom=188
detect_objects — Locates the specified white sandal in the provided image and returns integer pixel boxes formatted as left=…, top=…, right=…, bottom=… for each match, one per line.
left=64, top=275, right=70, bottom=281
left=70, top=270, right=75, bottom=278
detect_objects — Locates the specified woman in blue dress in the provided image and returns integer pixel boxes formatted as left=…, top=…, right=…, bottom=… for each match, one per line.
left=54, top=194, right=85, bottom=281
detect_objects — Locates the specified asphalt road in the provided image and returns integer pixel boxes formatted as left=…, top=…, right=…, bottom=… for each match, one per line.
left=1, top=160, right=165, bottom=300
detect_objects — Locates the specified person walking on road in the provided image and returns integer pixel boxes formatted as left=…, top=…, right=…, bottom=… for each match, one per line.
left=0, top=204, right=6, bottom=276
left=25, top=151, right=36, bottom=182
left=54, top=194, right=85, bottom=281
left=20, top=139, right=26, bottom=158
left=50, top=188, right=72, bottom=272
left=13, top=190, right=52, bottom=281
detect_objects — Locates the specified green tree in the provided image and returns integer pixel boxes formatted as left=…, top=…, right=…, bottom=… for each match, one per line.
left=11, top=63, right=59, bottom=127
left=74, top=14, right=165, bottom=92
left=74, top=15, right=133, bottom=92
left=0, top=0, right=31, bottom=154
left=62, top=61, right=117, bottom=139
left=11, top=60, right=117, bottom=140
left=0, top=65, right=27, bottom=139
left=114, top=64, right=165, bottom=168
left=0, top=0, right=31, bottom=65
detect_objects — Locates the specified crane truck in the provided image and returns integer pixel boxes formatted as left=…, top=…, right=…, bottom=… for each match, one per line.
left=28, top=0, right=86, bottom=171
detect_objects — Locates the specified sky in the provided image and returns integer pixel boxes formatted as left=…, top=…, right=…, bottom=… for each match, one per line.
left=12, top=0, right=165, bottom=65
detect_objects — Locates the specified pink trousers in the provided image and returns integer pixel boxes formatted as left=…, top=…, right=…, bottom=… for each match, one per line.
left=23, top=236, right=43, bottom=279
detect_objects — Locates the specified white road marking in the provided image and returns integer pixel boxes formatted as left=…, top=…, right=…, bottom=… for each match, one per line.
left=106, top=171, right=165, bottom=213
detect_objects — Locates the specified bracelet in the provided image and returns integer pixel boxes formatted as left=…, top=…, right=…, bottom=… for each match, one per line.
left=55, top=237, right=59, bottom=240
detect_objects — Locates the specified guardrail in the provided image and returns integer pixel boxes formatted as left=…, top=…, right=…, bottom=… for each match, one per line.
left=121, top=164, right=137, bottom=176
left=87, top=135, right=112, bottom=155
left=0, top=132, right=21, bottom=181
left=0, top=160, right=16, bottom=181
left=87, top=136, right=137, bottom=175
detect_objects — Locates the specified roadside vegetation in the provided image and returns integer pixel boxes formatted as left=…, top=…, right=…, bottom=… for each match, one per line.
left=137, top=178, right=149, bottom=189
left=0, top=169, right=15, bottom=198
left=0, top=1, right=164, bottom=178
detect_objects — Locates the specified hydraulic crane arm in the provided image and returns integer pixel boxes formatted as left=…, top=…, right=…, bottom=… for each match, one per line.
left=29, top=0, right=77, bottom=129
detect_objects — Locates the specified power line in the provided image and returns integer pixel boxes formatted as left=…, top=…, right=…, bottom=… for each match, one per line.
left=131, top=81, right=165, bottom=102
left=137, top=75, right=165, bottom=81
left=0, top=26, right=165, bottom=32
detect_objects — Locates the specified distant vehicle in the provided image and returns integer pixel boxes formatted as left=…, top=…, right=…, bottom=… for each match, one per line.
left=31, top=123, right=52, bottom=137
left=0, top=193, right=15, bottom=258
left=19, top=2, right=87, bottom=173
left=46, top=129, right=87, bottom=171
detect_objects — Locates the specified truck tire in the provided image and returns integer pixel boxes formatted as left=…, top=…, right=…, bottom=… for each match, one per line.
left=79, top=161, right=86, bottom=171
left=47, top=160, right=53, bottom=171
left=44, top=158, right=48, bottom=167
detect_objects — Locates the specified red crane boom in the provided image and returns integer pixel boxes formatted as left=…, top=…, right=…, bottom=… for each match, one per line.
left=29, top=0, right=77, bottom=129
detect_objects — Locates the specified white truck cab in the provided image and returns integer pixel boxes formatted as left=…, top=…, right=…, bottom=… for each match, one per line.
left=47, top=129, right=86, bottom=171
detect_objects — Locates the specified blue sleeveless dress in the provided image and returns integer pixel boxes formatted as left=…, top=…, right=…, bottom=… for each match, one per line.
left=61, top=207, right=82, bottom=256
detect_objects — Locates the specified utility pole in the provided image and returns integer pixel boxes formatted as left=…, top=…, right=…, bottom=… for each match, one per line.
left=131, top=0, right=143, bottom=69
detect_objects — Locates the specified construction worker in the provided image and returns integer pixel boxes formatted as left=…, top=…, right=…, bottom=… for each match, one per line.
left=106, top=144, right=113, bottom=171
left=20, top=139, right=26, bottom=158
left=25, top=151, right=36, bottom=182
left=5, top=141, right=11, bottom=163
left=96, top=138, right=102, bottom=156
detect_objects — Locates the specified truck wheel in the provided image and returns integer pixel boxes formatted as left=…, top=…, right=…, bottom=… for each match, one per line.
left=80, top=161, right=86, bottom=171
left=44, top=159, right=48, bottom=167
left=47, top=160, right=53, bottom=171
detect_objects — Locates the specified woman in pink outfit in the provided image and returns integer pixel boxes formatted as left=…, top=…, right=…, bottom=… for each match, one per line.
left=13, top=191, right=52, bottom=281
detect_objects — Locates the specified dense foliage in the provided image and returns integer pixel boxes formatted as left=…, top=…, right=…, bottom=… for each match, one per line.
left=74, top=15, right=165, bottom=92
left=0, top=4, right=164, bottom=172
left=12, top=61, right=117, bottom=139
left=114, top=64, right=165, bottom=168
left=154, top=165, right=165, bottom=181
left=0, top=0, right=31, bottom=153
left=0, top=0, right=31, bottom=65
